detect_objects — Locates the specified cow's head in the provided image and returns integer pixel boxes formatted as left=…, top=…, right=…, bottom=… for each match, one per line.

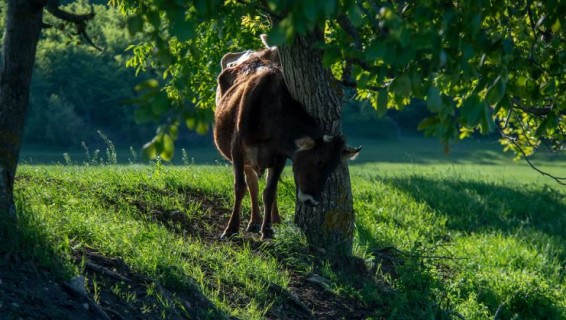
left=292, top=135, right=361, bottom=206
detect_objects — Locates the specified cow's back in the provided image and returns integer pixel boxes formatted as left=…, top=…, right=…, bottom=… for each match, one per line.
left=214, top=62, right=284, bottom=163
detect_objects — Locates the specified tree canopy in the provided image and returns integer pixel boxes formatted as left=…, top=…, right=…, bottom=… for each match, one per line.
left=111, top=0, right=565, bottom=175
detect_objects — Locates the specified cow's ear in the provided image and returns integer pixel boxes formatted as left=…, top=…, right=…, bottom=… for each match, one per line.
left=343, top=145, right=362, bottom=160
left=295, top=137, right=315, bottom=151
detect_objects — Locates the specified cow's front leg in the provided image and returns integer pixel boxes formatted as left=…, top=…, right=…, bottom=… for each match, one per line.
left=222, top=140, right=246, bottom=239
left=261, top=157, right=285, bottom=240
left=244, top=166, right=261, bottom=233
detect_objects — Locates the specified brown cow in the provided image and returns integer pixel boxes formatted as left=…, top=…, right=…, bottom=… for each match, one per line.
left=214, top=53, right=360, bottom=240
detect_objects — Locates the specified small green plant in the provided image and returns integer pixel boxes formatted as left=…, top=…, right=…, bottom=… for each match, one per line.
left=63, top=153, right=73, bottom=166
left=91, top=149, right=101, bottom=165
left=129, top=146, right=138, bottom=164
left=81, top=141, right=101, bottom=165
left=97, top=130, right=117, bottom=165
left=81, top=141, right=91, bottom=163
left=149, top=156, right=164, bottom=177
left=181, top=148, right=191, bottom=166
left=91, top=275, right=101, bottom=304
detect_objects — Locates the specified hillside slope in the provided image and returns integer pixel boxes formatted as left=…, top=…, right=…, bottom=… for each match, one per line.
left=2, top=163, right=565, bottom=319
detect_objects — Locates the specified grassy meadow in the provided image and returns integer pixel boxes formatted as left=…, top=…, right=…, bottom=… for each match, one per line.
left=4, top=137, right=566, bottom=319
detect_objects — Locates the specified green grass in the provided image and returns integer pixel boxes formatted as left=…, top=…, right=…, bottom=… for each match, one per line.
left=350, top=162, right=565, bottom=319
left=6, top=138, right=566, bottom=319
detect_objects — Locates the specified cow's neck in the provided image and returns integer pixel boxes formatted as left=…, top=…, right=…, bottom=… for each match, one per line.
left=278, top=116, right=322, bottom=158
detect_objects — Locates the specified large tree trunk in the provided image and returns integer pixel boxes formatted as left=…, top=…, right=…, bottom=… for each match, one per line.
left=279, top=30, right=355, bottom=258
left=0, top=0, right=45, bottom=219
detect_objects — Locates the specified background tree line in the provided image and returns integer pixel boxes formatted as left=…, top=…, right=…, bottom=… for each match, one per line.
left=1, top=0, right=153, bottom=148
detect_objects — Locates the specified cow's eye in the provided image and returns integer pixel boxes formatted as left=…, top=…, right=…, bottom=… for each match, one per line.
left=315, top=159, right=322, bottom=167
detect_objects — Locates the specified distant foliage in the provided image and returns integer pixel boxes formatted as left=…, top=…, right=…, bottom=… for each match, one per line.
left=18, top=1, right=154, bottom=148
left=26, top=94, right=86, bottom=145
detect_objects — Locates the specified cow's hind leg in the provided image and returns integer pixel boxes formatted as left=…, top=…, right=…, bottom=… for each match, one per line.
left=221, top=140, right=246, bottom=239
left=271, top=198, right=281, bottom=224
left=244, top=166, right=262, bottom=233
left=261, top=157, right=285, bottom=240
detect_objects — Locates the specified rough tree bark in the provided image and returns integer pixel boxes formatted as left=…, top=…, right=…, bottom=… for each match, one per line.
left=279, top=30, right=355, bottom=258
left=0, top=0, right=45, bottom=220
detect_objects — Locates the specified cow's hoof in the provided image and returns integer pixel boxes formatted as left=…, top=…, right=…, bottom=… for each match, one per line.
left=260, top=228, right=274, bottom=240
left=220, top=230, right=239, bottom=240
left=246, top=223, right=261, bottom=233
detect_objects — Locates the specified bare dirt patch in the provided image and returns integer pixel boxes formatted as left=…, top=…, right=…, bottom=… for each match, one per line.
left=0, top=258, right=106, bottom=320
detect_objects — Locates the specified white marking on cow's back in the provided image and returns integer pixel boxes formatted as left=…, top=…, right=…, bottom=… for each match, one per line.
left=297, top=190, right=319, bottom=206
left=255, top=66, right=270, bottom=73
left=228, top=50, right=254, bottom=68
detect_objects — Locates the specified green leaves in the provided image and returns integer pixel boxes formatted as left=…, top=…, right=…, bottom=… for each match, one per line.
left=460, top=94, right=493, bottom=134
left=426, top=86, right=442, bottom=112
left=127, top=14, right=143, bottom=35
left=485, top=76, right=506, bottom=106
left=364, top=41, right=387, bottom=61
left=114, top=0, right=566, bottom=160
left=535, top=113, right=557, bottom=136
left=322, top=46, right=341, bottom=68
left=391, top=74, right=412, bottom=97
left=151, top=92, right=170, bottom=115
left=460, top=95, right=483, bottom=127
left=166, top=9, right=195, bottom=42
left=131, top=79, right=172, bottom=120
left=143, top=131, right=175, bottom=161
left=375, top=89, right=389, bottom=117
left=185, top=116, right=209, bottom=135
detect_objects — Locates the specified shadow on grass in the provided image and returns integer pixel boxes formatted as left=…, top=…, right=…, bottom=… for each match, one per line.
left=0, top=202, right=228, bottom=320
left=383, top=176, right=566, bottom=242
left=0, top=204, right=104, bottom=319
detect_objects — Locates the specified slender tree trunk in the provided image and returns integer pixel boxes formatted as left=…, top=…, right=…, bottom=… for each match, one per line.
left=0, top=0, right=45, bottom=219
left=279, top=30, right=355, bottom=258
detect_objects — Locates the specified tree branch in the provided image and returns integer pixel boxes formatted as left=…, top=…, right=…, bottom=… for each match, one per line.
left=336, top=14, right=362, bottom=87
left=497, top=122, right=566, bottom=185
left=340, top=79, right=384, bottom=92
left=513, top=110, right=539, bottom=150
left=357, top=3, right=384, bottom=36
left=46, top=0, right=95, bottom=23
left=512, top=97, right=565, bottom=116
left=337, top=14, right=362, bottom=50
left=252, top=0, right=281, bottom=20
left=525, top=0, right=537, bottom=34
left=342, top=60, right=353, bottom=84
left=350, top=57, right=379, bottom=73
left=46, top=0, right=102, bottom=52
